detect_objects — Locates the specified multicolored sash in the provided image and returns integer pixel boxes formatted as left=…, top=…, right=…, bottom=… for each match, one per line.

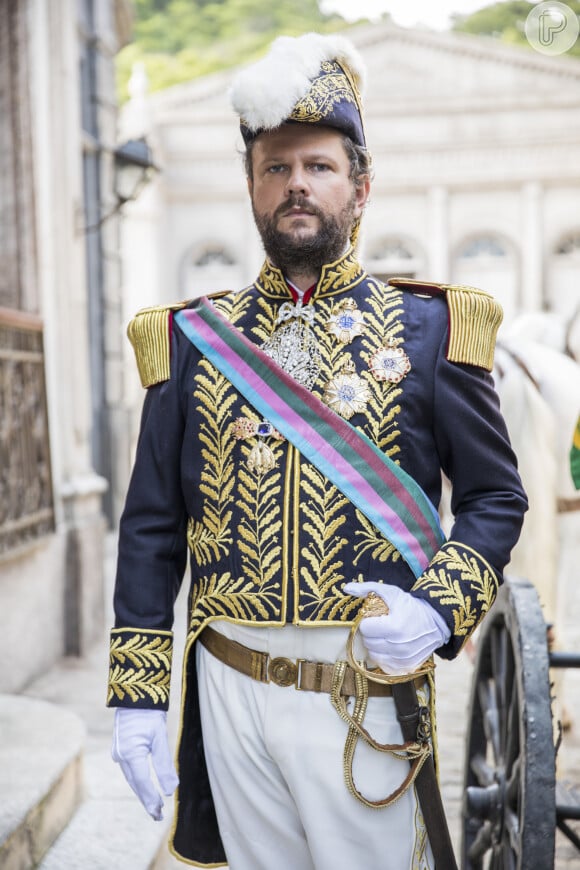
left=175, top=300, right=445, bottom=578
left=571, top=414, right=580, bottom=490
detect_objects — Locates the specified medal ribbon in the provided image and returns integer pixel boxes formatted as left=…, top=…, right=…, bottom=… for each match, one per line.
left=175, top=301, right=445, bottom=578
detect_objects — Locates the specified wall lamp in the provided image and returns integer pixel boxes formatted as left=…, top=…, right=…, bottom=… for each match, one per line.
left=83, top=136, right=159, bottom=233
left=114, top=137, right=159, bottom=205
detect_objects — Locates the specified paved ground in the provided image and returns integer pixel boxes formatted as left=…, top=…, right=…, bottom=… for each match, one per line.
left=22, top=533, right=580, bottom=867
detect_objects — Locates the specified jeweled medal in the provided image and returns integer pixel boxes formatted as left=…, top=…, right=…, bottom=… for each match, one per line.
left=232, top=417, right=285, bottom=474
left=326, top=298, right=366, bottom=344
left=261, top=299, right=320, bottom=389
left=369, top=338, right=411, bottom=383
left=323, top=360, right=370, bottom=420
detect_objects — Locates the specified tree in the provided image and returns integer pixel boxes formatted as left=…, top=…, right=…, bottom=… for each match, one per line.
left=452, top=1, right=580, bottom=57
left=116, top=0, right=385, bottom=100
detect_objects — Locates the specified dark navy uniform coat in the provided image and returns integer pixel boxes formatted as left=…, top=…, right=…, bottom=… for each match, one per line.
left=108, top=251, right=527, bottom=866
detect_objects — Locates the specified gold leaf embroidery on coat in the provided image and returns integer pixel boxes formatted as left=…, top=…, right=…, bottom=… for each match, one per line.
left=107, top=631, right=173, bottom=704
left=188, top=360, right=237, bottom=564
left=412, top=545, right=499, bottom=638
left=358, top=279, right=405, bottom=458
left=212, top=288, right=253, bottom=323
left=353, top=510, right=402, bottom=566
left=254, top=294, right=283, bottom=342
left=308, top=297, right=352, bottom=394
left=189, top=571, right=282, bottom=631
left=109, top=634, right=172, bottom=671
left=236, top=438, right=284, bottom=588
left=320, top=255, right=365, bottom=295
left=255, top=263, right=292, bottom=299
left=298, top=463, right=352, bottom=620
left=108, top=666, right=170, bottom=705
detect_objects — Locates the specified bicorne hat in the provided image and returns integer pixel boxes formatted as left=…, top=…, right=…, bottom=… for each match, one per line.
left=230, top=32, right=367, bottom=148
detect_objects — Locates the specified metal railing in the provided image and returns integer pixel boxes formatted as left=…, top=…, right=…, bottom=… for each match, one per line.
left=0, top=307, right=54, bottom=555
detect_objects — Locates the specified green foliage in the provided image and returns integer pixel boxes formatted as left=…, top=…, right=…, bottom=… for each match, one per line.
left=116, top=0, right=370, bottom=101
left=452, top=1, right=580, bottom=58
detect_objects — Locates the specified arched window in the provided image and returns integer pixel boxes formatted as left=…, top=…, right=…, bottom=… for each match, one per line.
left=555, top=232, right=580, bottom=256
left=548, top=231, right=580, bottom=321
left=452, top=233, right=518, bottom=325
left=194, top=247, right=236, bottom=268
left=180, top=242, right=239, bottom=298
left=364, top=236, right=424, bottom=282
left=457, top=237, right=509, bottom=259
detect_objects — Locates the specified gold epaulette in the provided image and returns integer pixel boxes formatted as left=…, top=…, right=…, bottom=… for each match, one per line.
left=388, top=277, right=503, bottom=371
left=127, top=302, right=189, bottom=388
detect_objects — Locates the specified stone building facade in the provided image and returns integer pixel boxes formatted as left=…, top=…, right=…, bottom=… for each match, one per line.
left=119, top=21, right=580, bottom=343
left=0, top=0, right=132, bottom=691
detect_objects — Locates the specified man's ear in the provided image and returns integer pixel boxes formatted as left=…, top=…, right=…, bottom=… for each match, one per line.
left=247, top=176, right=253, bottom=198
left=353, top=176, right=371, bottom=218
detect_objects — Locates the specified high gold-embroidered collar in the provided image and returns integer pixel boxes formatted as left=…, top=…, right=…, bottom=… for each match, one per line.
left=255, top=248, right=367, bottom=301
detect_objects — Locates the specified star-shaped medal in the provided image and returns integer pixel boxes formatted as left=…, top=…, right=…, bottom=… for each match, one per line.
left=325, top=298, right=366, bottom=344
left=323, top=360, right=370, bottom=419
left=369, top=339, right=411, bottom=383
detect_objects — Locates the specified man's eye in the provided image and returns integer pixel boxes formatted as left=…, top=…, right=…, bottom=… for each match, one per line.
left=266, top=165, right=285, bottom=174
left=310, top=163, right=330, bottom=172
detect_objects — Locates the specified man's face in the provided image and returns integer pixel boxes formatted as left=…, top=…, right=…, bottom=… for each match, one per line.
left=248, top=124, right=369, bottom=274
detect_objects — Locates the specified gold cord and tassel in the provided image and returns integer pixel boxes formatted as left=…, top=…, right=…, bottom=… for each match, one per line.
left=330, top=592, right=436, bottom=808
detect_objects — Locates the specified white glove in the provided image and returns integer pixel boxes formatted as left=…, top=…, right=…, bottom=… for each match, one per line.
left=112, top=708, right=179, bottom=820
left=344, top=581, right=451, bottom=675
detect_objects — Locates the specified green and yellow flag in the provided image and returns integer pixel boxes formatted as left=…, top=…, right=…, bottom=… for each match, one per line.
left=571, top=414, right=580, bottom=490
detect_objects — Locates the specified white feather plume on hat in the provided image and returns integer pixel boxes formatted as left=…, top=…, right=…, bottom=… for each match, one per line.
left=230, top=32, right=366, bottom=134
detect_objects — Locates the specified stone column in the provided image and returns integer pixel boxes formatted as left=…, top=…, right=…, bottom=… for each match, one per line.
left=31, top=0, right=107, bottom=657
left=520, top=181, right=544, bottom=312
left=118, top=65, right=166, bottom=461
left=427, top=185, right=450, bottom=281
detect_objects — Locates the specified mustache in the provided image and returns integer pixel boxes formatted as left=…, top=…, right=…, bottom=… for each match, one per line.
left=274, top=196, right=322, bottom=220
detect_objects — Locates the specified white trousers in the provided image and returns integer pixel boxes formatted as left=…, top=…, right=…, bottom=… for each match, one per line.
left=196, top=622, right=434, bottom=870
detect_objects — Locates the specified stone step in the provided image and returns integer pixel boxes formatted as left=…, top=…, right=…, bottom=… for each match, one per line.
left=37, top=786, right=174, bottom=870
left=0, top=695, right=85, bottom=870
left=36, top=738, right=176, bottom=870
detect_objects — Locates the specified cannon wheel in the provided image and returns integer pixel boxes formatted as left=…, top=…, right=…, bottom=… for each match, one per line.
left=461, top=576, right=556, bottom=868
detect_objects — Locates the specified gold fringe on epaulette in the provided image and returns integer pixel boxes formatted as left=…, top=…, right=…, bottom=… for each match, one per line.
left=445, top=286, right=503, bottom=372
left=127, top=304, right=186, bottom=388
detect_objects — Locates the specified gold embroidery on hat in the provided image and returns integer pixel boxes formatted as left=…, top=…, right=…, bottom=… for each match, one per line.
left=290, top=60, right=358, bottom=124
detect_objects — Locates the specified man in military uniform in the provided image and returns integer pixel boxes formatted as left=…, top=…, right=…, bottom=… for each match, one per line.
left=108, top=33, right=527, bottom=869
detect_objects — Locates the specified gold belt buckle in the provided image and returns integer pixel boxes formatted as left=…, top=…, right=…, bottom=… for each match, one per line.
left=269, top=656, right=299, bottom=688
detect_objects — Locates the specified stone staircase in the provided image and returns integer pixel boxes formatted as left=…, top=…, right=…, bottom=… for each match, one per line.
left=0, top=689, right=182, bottom=870
left=0, top=532, right=190, bottom=869
left=0, top=695, right=84, bottom=869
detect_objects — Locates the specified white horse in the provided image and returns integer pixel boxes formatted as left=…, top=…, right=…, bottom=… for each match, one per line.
left=439, top=324, right=580, bottom=725
left=498, top=317, right=580, bottom=628
left=492, top=340, right=560, bottom=625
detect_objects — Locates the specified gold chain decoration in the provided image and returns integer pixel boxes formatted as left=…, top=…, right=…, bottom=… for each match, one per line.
left=330, top=661, right=431, bottom=809
left=329, top=591, right=435, bottom=808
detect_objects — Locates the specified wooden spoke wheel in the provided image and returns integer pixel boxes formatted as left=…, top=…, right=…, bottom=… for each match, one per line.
left=461, top=577, right=556, bottom=869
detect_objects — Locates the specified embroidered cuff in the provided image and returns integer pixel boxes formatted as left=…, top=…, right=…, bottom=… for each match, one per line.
left=410, top=541, right=500, bottom=659
left=107, top=628, right=173, bottom=709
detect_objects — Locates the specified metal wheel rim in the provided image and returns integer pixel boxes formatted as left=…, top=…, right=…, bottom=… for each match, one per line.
left=461, top=577, right=556, bottom=869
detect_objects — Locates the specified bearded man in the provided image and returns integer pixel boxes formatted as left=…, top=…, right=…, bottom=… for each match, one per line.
left=108, top=33, right=527, bottom=870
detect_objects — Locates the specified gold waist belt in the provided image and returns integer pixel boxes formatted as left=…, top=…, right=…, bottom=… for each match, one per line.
left=198, top=624, right=425, bottom=697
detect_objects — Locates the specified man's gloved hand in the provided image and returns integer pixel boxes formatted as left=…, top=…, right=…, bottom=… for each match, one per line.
left=112, top=708, right=179, bottom=821
left=343, top=581, right=451, bottom=675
